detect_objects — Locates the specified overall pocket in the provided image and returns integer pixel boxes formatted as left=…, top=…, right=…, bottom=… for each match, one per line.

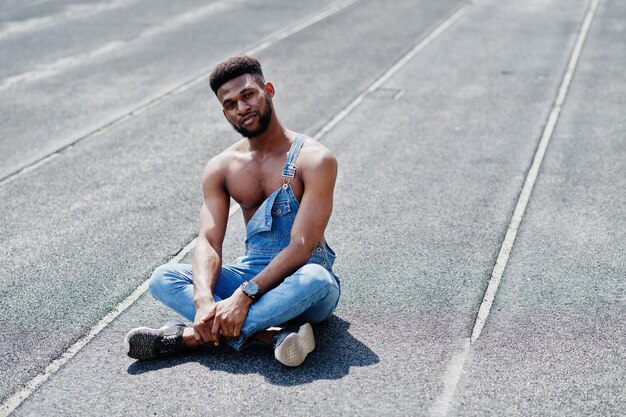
left=271, top=200, right=291, bottom=217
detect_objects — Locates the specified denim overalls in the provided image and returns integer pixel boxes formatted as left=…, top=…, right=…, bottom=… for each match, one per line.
left=149, top=135, right=341, bottom=350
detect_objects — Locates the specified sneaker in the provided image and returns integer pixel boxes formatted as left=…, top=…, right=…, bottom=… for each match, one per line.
left=124, top=320, right=186, bottom=360
left=272, top=323, right=315, bottom=367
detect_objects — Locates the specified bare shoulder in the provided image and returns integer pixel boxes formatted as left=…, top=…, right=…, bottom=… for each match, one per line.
left=201, top=140, right=246, bottom=185
left=297, top=138, right=338, bottom=176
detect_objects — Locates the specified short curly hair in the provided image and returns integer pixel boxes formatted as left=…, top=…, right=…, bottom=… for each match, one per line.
left=209, top=55, right=265, bottom=94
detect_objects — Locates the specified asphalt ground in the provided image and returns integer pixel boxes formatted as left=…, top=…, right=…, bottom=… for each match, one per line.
left=1, top=0, right=624, bottom=416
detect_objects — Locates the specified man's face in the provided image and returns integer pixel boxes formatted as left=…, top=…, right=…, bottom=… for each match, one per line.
left=217, top=74, right=274, bottom=138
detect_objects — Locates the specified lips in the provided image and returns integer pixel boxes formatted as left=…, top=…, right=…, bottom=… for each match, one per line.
left=240, top=112, right=257, bottom=126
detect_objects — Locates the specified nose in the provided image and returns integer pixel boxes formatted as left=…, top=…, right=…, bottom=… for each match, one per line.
left=236, top=100, right=250, bottom=114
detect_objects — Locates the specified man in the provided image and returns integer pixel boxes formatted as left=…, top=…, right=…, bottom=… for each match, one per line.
left=124, top=56, right=340, bottom=367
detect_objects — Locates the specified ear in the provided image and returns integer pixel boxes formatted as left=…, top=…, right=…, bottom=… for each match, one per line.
left=264, top=81, right=275, bottom=98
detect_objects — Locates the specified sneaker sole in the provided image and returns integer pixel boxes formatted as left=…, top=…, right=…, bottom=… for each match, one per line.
left=274, top=323, right=315, bottom=367
left=124, top=327, right=159, bottom=360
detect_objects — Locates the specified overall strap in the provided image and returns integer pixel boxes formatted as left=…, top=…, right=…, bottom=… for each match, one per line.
left=281, top=134, right=307, bottom=188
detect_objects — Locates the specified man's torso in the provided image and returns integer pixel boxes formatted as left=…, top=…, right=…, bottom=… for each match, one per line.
left=220, top=136, right=310, bottom=224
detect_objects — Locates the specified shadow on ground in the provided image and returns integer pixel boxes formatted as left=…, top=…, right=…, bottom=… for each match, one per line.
left=126, top=316, right=378, bottom=386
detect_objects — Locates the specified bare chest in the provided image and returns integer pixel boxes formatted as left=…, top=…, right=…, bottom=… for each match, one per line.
left=225, top=159, right=303, bottom=221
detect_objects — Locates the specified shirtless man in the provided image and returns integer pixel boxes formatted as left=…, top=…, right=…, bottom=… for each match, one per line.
left=124, top=56, right=340, bottom=367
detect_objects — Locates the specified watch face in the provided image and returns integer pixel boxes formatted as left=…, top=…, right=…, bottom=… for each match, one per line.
left=245, top=281, right=259, bottom=296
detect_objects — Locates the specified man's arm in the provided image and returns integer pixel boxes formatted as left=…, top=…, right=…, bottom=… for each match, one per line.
left=210, top=146, right=338, bottom=340
left=252, top=148, right=338, bottom=293
left=191, top=156, right=230, bottom=345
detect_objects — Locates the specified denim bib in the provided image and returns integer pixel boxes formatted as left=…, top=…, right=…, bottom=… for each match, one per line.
left=243, top=135, right=336, bottom=272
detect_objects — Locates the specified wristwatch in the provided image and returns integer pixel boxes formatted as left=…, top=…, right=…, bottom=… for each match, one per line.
left=240, top=281, right=260, bottom=301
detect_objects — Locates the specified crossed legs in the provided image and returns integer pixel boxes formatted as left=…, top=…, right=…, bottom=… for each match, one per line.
left=147, top=262, right=340, bottom=351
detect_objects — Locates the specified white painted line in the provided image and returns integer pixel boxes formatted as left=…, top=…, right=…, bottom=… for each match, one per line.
left=0, top=40, right=124, bottom=91
left=392, top=89, right=406, bottom=101
left=430, top=2, right=600, bottom=416
left=0, top=0, right=359, bottom=187
left=0, top=0, right=239, bottom=91
left=430, top=340, right=470, bottom=417
left=0, top=0, right=137, bottom=40
left=247, top=0, right=358, bottom=56
left=313, top=3, right=471, bottom=141
left=470, top=0, right=600, bottom=344
left=0, top=238, right=196, bottom=417
left=0, top=153, right=60, bottom=186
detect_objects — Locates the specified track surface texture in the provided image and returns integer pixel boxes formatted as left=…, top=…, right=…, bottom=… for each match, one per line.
left=1, top=0, right=624, bottom=416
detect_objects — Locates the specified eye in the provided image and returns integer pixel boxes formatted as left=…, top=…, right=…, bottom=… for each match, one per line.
left=224, top=102, right=235, bottom=110
left=243, top=91, right=254, bottom=99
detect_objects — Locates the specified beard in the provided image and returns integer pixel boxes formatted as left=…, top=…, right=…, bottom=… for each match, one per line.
left=230, top=97, right=273, bottom=138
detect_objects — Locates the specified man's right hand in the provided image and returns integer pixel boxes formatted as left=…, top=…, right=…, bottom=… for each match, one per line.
left=193, top=300, right=218, bottom=345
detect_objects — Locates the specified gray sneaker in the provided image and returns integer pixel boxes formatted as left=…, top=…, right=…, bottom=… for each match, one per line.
left=272, top=323, right=315, bottom=367
left=124, top=320, right=186, bottom=360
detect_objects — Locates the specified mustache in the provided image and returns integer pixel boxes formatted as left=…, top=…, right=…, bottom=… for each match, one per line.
left=239, top=111, right=257, bottom=124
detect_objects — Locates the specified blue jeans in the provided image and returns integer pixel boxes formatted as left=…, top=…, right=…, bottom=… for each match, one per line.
left=149, top=260, right=341, bottom=350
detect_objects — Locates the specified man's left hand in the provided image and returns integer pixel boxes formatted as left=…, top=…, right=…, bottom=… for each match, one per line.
left=205, top=289, right=253, bottom=344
